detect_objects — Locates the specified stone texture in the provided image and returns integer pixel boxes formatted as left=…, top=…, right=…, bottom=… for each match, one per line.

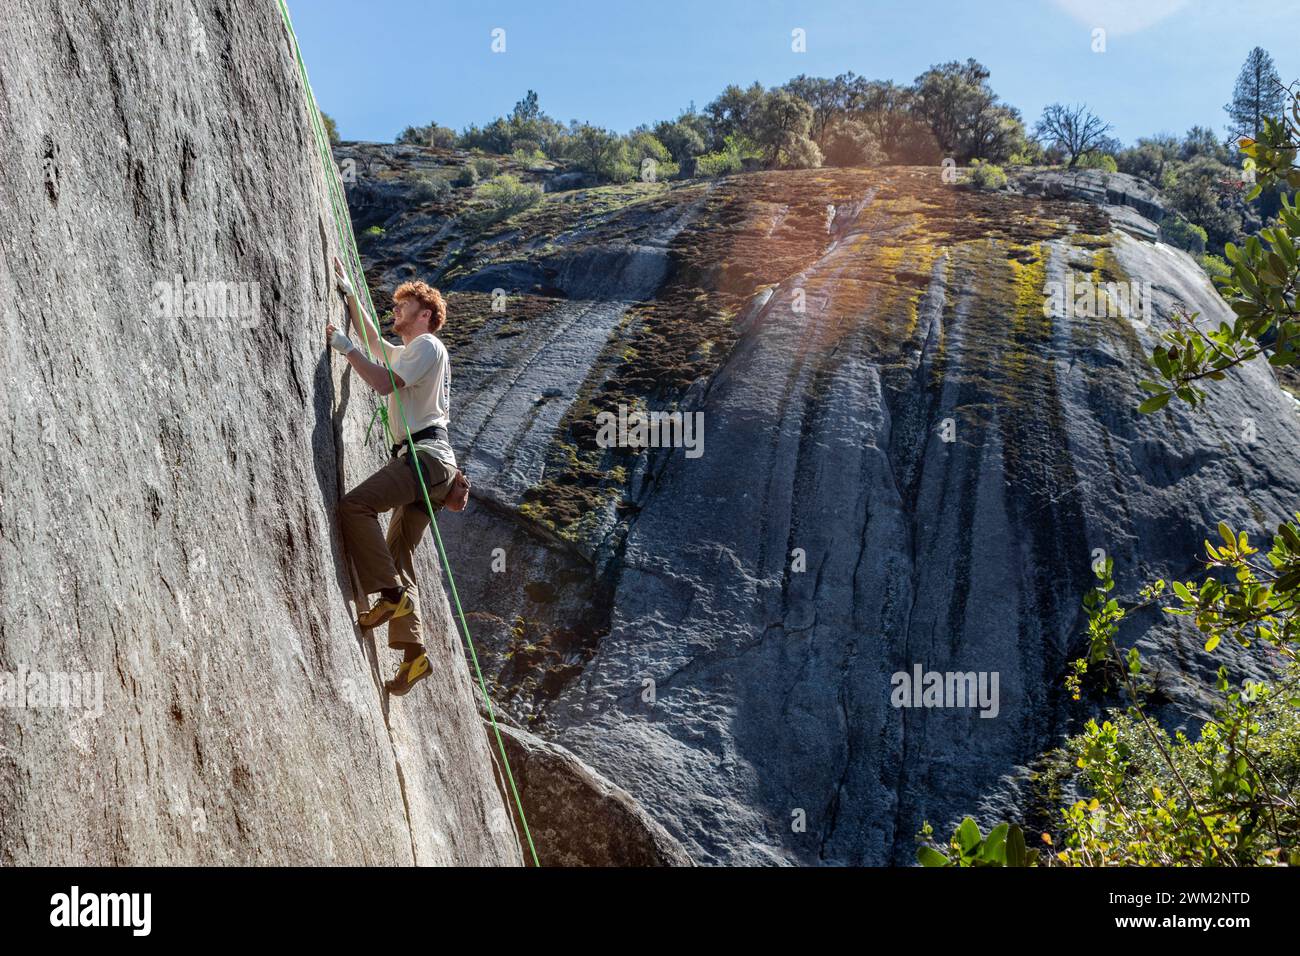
left=542, top=208, right=1298, bottom=865
left=1013, top=168, right=1165, bottom=240
left=486, top=717, right=693, bottom=867
left=345, top=156, right=1300, bottom=865
left=545, top=226, right=1297, bottom=865
left=0, top=0, right=522, bottom=865
left=1013, top=168, right=1165, bottom=220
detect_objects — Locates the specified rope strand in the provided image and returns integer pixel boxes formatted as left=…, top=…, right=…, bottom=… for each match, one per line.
left=274, top=0, right=540, bottom=866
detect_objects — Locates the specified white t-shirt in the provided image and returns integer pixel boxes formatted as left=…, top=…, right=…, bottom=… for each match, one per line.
left=379, top=333, right=457, bottom=469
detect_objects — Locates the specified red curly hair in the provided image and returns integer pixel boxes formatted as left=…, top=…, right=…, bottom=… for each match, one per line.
left=393, top=280, right=447, bottom=332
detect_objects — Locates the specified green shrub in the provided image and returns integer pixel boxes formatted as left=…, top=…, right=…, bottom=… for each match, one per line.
left=919, top=662, right=1300, bottom=867
left=467, top=173, right=542, bottom=228
left=1077, top=152, right=1119, bottom=172
left=454, top=164, right=479, bottom=188
left=511, top=147, right=548, bottom=166
left=363, top=225, right=384, bottom=237
left=625, top=131, right=670, bottom=166
left=916, top=818, right=1035, bottom=867
left=696, top=149, right=743, bottom=177
left=410, top=173, right=450, bottom=204
left=822, top=119, right=885, bottom=167
left=1200, top=252, right=1231, bottom=280
left=1007, top=141, right=1046, bottom=166
left=471, top=157, right=499, bottom=180
left=780, top=135, right=823, bottom=170
left=396, top=122, right=457, bottom=149
left=608, top=159, right=638, bottom=184
left=321, top=111, right=340, bottom=146
left=1160, top=214, right=1208, bottom=255
left=967, top=159, right=1007, bottom=190
left=693, top=133, right=759, bottom=178
left=1052, top=664, right=1300, bottom=866
left=625, top=131, right=677, bottom=181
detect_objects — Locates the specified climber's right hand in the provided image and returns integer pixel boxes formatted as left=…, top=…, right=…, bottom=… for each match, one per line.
left=332, top=256, right=355, bottom=300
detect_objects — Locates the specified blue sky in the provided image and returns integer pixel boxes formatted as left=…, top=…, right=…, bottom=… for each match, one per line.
left=287, top=0, right=1300, bottom=147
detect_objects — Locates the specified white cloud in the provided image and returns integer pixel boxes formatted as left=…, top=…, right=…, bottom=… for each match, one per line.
left=1052, top=0, right=1191, bottom=36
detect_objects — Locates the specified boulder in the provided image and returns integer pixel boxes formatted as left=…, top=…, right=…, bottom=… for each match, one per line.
left=1014, top=167, right=1165, bottom=240
left=486, top=718, right=693, bottom=867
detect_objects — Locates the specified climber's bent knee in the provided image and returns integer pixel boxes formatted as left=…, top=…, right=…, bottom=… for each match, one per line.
left=338, top=491, right=372, bottom=518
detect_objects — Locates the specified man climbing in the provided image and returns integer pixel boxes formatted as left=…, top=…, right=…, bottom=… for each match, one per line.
left=328, top=255, right=458, bottom=696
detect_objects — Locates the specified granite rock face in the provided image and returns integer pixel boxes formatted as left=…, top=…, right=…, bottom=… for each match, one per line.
left=0, top=0, right=522, bottom=865
left=1014, top=168, right=1166, bottom=241
left=346, top=155, right=1300, bottom=865
left=544, top=223, right=1300, bottom=865
left=1014, top=168, right=1165, bottom=222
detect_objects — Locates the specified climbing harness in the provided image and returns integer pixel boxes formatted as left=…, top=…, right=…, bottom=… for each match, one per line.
left=274, top=0, right=539, bottom=867
left=392, top=425, right=456, bottom=518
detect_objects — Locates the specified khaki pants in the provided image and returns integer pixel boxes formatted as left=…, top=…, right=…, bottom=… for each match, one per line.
left=339, top=451, right=455, bottom=649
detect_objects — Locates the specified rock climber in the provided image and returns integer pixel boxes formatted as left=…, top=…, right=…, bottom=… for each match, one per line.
left=327, top=255, right=458, bottom=697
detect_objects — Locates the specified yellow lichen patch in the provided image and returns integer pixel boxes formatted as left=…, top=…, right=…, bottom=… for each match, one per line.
left=1075, top=232, right=1111, bottom=247
left=895, top=244, right=942, bottom=338
left=1009, top=243, right=1050, bottom=336
left=502, top=165, right=1121, bottom=541
left=939, top=238, right=1053, bottom=411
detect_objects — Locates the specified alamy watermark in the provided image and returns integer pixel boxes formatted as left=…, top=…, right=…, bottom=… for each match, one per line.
left=1044, top=271, right=1151, bottom=321
left=595, top=403, right=704, bottom=458
left=151, top=273, right=261, bottom=329
left=891, top=664, right=1000, bottom=718
left=50, top=886, right=150, bottom=936
left=0, top=666, right=104, bottom=717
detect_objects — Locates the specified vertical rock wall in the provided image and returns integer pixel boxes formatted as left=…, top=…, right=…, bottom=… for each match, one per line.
left=0, top=0, right=521, bottom=865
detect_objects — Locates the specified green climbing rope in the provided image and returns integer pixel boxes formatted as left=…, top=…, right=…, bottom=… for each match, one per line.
left=274, top=0, right=540, bottom=867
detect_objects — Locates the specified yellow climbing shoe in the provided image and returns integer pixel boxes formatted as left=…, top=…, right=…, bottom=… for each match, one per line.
left=357, top=588, right=413, bottom=629
left=385, top=653, right=432, bottom=697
